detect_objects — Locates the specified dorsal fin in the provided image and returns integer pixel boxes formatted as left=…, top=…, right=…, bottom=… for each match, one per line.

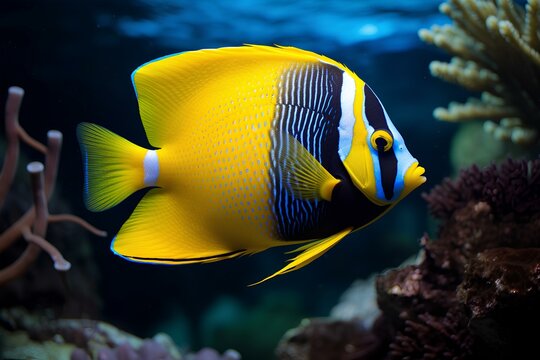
left=131, top=45, right=351, bottom=148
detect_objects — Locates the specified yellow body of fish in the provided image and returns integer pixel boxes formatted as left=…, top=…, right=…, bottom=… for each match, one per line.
left=78, top=45, right=426, bottom=284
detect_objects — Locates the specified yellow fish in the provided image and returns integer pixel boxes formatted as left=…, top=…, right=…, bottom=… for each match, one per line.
left=77, top=45, right=426, bottom=284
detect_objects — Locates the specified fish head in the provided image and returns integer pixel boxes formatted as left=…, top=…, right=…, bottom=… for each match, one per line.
left=339, top=81, right=426, bottom=206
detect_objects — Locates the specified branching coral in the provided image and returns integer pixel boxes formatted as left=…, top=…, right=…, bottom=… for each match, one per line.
left=0, top=86, right=106, bottom=286
left=419, top=0, right=540, bottom=145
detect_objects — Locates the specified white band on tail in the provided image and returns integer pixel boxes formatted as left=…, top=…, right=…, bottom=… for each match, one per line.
left=144, top=150, right=159, bottom=186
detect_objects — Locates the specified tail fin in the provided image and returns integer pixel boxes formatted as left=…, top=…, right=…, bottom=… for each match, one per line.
left=77, top=122, right=150, bottom=212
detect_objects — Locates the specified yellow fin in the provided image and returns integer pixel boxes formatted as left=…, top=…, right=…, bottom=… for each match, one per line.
left=112, top=188, right=247, bottom=264
left=77, top=123, right=148, bottom=212
left=280, top=134, right=340, bottom=201
left=131, top=45, right=350, bottom=148
left=250, top=227, right=353, bottom=285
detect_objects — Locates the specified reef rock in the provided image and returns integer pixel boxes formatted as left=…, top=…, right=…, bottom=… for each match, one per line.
left=459, top=247, right=540, bottom=358
left=275, top=318, right=384, bottom=360
left=277, top=158, right=540, bottom=360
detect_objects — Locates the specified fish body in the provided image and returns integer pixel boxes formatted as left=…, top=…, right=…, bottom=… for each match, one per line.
left=77, top=45, right=426, bottom=283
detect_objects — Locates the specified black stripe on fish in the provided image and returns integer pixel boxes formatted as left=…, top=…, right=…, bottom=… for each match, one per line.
left=364, top=84, right=398, bottom=200
left=378, top=148, right=398, bottom=200
left=321, top=174, right=390, bottom=232
left=270, top=62, right=343, bottom=240
left=364, top=84, right=388, bottom=131
left=125, top=249, right=247, bottom=262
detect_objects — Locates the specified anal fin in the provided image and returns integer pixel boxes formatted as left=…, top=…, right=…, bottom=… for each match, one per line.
left=112, top=188, right=247, bottom=264
left=250, top=227, right=353, bottom=285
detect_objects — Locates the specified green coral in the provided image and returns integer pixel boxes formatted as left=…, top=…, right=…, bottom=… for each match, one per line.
left=1, top=328, right=75, bottom=360
left=450, top=122, right=537, bottom=172
left=420, top=0, right=540, bottom=145
left=0, top=307, right=183, bottom=360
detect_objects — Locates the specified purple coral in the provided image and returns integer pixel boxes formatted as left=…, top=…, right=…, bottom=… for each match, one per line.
left=423, top=159, right=540, bottom=220
left=88, top=339, right=176, bottom=360
left=188, top=348, right=241, bottom=360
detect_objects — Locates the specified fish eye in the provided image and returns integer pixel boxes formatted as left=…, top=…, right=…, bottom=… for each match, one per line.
left=370, top=130, right=393, bottom=152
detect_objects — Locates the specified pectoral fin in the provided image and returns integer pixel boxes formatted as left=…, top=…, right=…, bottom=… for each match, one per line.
left=250, top=227, right=353, bottom=285
left=279, top=134, right=340, bottom=201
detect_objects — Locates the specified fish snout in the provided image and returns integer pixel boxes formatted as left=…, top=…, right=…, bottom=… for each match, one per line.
left=404, top=161, right=426, bottom=193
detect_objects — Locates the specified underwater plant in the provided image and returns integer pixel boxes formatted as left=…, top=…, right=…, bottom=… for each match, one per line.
left=419, top=0, right=540, bottom=145
left=0, top=86, right=106, bottom=286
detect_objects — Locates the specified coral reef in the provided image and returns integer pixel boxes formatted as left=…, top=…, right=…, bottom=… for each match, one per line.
left=0, top=86, right=106, bottom=286
left=419, top=0, right=540, bottom=145
left=276, top=158, right=540, bottom=359
left=0, top=307, right=242, bottom=360
left=423, top=158, right=540, bottom=221
left=186, top=348, right=241, bottom=360
left=376, top=236, right=474, bottom=360
left=276, top=318, right=384, bottom=360
left=0, top=307, right=182, bottom=360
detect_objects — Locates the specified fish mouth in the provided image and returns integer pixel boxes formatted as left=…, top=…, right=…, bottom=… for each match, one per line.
left=411, top=162, right=426, bottom=181
left=402, top=161, right=426, bottom=197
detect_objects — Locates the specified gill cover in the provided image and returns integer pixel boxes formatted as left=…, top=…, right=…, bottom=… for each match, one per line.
left=340, top=80, right=379, bottom=203
left=341, top=82, right=425, bottom=205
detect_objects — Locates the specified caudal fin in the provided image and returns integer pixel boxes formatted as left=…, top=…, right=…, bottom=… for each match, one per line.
left=77, top=122, right=150, bottom=212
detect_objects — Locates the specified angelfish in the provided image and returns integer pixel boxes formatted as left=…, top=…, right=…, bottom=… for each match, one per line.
left=77, top=45, right=426, bottom=284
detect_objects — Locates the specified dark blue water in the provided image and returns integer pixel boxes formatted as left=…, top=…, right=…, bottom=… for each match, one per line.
left=114, top=0, right=446, bottom=53
left=1, top=1, right=466, bottom=358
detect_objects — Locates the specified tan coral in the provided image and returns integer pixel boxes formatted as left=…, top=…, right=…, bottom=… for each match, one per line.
left=0, top=87, right=107, bottom=285
left=419, top=0, right=540, bottom=145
